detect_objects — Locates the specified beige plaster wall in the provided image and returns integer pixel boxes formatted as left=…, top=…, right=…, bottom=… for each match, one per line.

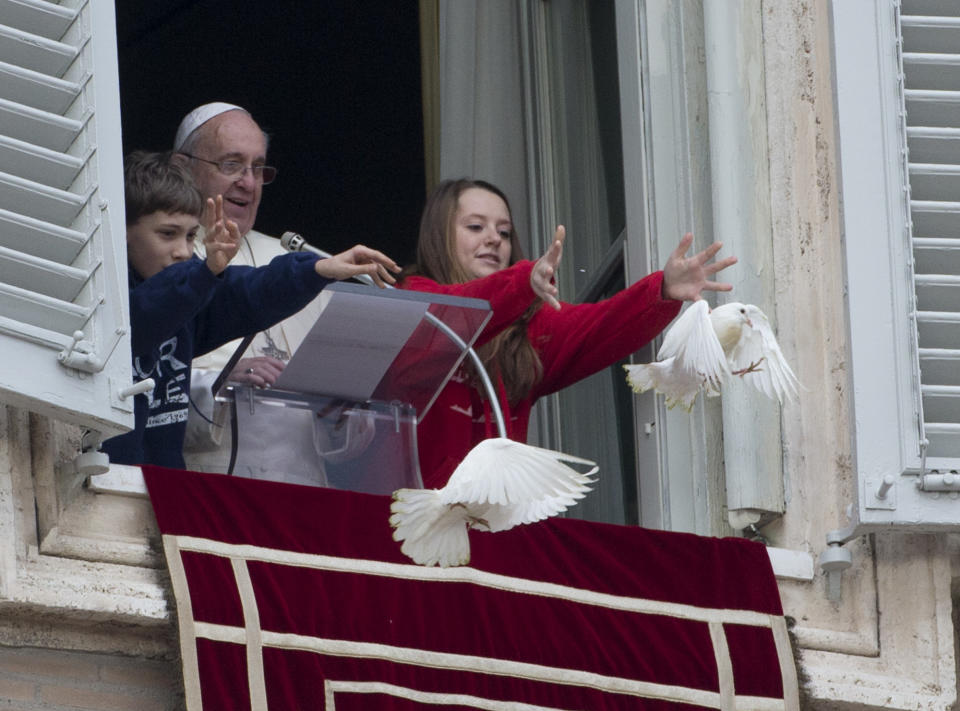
left=759, top=2, right=958, bottom=707
left=0, top=406, right=180, bottom=708
left=0, top=645, right=182, bottom=711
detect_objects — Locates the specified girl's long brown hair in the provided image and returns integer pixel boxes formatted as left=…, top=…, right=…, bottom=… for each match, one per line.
left=404, top=179, right=543, bottom=403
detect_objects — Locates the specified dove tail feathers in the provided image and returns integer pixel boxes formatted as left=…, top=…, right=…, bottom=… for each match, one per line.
left=624, top=362, right=700, bottom=411
left=623, top=363, right=655, bottom=394
left=390, top=488, right=471, bottom=567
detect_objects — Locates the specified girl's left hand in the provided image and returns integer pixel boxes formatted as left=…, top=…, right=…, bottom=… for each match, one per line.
left=662, top=232, right=737, bottom=302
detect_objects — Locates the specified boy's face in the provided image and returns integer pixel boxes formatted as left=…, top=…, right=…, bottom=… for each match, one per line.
left=127, top=211, right=200, bottom=279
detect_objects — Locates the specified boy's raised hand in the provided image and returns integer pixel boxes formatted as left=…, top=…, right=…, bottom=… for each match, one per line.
left=203, top=195, right=241, bottom=276
left=314, top=244, right=401, bottom=287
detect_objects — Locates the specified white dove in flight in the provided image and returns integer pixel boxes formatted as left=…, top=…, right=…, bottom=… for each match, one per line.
left=624, top=300, right=799, bottom=411
left=390, top=438, right=597, bottom=567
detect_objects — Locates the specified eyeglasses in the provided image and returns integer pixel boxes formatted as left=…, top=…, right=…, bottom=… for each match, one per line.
left=180, top=153, right=278, bottom=185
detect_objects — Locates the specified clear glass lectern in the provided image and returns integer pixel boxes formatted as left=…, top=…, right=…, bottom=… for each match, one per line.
left=216, top=282, right=491, bottom=494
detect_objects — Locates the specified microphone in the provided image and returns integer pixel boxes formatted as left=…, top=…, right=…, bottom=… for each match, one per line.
left=280, top=231, right=332, bottom=259
left=280, top=231, right=380, bottom=289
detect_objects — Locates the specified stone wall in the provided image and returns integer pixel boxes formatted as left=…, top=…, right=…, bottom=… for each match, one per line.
left=0, top=646, right=181, bottom=711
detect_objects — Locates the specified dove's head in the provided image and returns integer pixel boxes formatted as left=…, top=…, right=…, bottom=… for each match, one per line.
left=710, top=302, right=753, bottom=352
left=712, top=302, right=751, bottom=326
left=743, top=304, right=768, bottom=328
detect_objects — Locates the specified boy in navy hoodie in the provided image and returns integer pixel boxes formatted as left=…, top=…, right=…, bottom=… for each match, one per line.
left=102, top=151, right=398, bottom=468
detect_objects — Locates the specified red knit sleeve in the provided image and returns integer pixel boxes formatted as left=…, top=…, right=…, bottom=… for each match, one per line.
left=529, top=270, right=682, bottom=397
left=400, top=261, right=537, bottom=346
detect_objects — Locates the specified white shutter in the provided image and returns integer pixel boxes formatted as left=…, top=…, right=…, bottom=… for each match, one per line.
left=832, top=0, right=960, bottom=531
left=0, top=0, right=132, bottom=436
left=903, top=5, right=960, bottom=468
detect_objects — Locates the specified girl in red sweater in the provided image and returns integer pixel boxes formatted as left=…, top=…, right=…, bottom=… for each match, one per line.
left=400, top=179, right=736, bottom=488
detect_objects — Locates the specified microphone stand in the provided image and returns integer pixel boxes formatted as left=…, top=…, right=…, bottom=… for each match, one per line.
left=281, top=232, right=508, bottom=438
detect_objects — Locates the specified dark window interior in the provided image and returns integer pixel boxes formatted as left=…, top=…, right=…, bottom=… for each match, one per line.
left=115, top=1, right=424, bottom=264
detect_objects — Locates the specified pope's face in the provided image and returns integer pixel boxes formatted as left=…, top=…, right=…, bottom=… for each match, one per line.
left=453, top=188, right=513, bottom=280
left=188, top=111, right=267, bottom=237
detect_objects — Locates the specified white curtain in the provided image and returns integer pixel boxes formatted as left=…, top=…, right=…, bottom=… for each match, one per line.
left=438, top=0, right=532, bottom=252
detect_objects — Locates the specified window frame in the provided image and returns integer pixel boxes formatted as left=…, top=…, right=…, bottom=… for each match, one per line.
left=519, top=0, right=730, bottom=534
left=625, top=0, right=731, bottom=535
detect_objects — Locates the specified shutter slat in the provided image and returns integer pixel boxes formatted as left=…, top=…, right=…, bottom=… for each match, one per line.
left=913, top=235, right=960, bottom=249
left=924, top=429, right=960, bottom=458
left=907, top=126, right=960, bottom=163
left=926, top=423, right=960, bottom=432
left=910, top=200, right=960, bottom=237
left=924, top=398, right=960, bottom=422
left=903, top=52, right=960, bottom=90
left=903, top=51, right=960, bottom=61
left=902, top=2, right=960, bottom=17
left=0, top=244, right=88, bottom=302
left=916, top=311, right=960, bottom=349
left=910, top=162, right=960, bottom=172
left=0, top=208, right=86, bottom=263
left=0, top=23, right=76, bottom=77
left=902, top=15, right=960, bottom=28
left=916, top=310, right=960, bottom=322
left=905, top=89, right=960, bottom=126
left=0, top=134, right=84, bottom=189
left=914, top=274, right=960, bottom=283
left=919, top=348, right=960, bottom=386
left=923, top=384, right=960, bottom=396
left=0, top=98, right=82, bottom=151
left=0, top=59, right=80, bottom=114
left=0, top=170, right=86, bottom=226
left=914, top=275, right=960, bottom=311
left=0, top=0, right=76, bottom=42
left=909, top=163, right=960, bottom=200
left=0, top=282, right=92, bottom=336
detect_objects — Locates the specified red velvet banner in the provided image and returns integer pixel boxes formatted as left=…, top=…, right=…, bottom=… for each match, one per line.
left=143, top=465, right=798, bottom=710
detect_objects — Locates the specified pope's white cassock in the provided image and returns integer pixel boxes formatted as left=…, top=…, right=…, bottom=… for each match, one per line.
left=183, top=230, right=371, bottom=485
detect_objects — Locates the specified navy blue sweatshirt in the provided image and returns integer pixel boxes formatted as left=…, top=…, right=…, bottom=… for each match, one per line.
left=102, top=252, right=331, bottom=468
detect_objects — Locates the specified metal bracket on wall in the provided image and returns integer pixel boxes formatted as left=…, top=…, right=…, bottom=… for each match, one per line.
left=819, top=523, right=859, bottom=602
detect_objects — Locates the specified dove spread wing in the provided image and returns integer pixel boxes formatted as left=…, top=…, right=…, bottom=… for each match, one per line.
left=390, top=438, right=597, bottom=567
left=727, top=307, right=799, bottom=403
left=440, top=438, right=596, bottom=531
left=658, top=300, right=728, bottom=390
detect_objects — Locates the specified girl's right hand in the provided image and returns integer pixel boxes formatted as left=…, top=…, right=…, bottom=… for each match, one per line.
left=531, top=225, right=565, bottom=310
